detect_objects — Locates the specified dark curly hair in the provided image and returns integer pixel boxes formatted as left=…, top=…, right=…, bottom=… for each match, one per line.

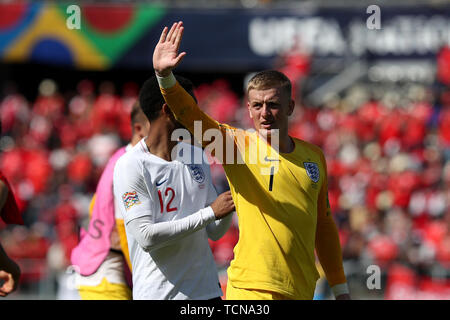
left=138, top=74, right=197, bottom=122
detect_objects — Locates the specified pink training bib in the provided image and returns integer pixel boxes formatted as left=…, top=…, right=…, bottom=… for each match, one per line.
left=70, top=147, right=126, bottom=276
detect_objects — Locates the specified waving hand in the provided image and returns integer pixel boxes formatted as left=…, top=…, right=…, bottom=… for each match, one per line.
left=153, top=21, right=186, bottom=77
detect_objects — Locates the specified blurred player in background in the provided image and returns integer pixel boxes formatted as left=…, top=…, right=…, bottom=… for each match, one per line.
left=113, top=75, right=234, bottom=300
left=0, top=119, right=23, bottom=297
left=152, top=21, right=350, bottom=300
left=70, top=102, right=150, bottom=300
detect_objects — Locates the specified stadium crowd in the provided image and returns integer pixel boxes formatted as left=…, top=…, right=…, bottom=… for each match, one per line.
left=0, top=46, right=449, bottom=299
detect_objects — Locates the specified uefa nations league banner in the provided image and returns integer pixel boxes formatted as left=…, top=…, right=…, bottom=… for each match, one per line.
left=0, top=3, right=449, bottom=71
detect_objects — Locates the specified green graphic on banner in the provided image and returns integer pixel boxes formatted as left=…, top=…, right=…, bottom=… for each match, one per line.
left=56, top=3, right=166, bottom=67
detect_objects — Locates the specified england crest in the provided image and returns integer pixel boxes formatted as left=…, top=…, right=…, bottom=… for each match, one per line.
left=187, top=164, right=205, bottom=184
left=303, top=162, right=320, bottom=183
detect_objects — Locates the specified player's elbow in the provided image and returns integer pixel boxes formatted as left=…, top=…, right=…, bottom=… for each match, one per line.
left=206, top=215, right=232, bottom=241
left=136, top=233, right=165, bottom=252
left=134, top=235, right=154, bottom=252
left=130, top=223, right=161, bottom=252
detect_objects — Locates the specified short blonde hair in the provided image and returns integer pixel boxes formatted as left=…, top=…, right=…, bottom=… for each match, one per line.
left=247, top=70, right=292, bottom=97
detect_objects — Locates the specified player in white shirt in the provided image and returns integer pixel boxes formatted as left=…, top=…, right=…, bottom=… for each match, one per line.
left=113, top=75, right=234, bottom=300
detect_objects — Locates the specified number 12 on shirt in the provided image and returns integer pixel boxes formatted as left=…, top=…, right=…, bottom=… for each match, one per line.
left=158, top=188, right=178, bottom=213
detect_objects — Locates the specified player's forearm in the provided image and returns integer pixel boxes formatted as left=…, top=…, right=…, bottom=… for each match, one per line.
left=206, top=211, right=233, bottom=241
left=315, top=217, right=347, bottom=288
left=127, top=207, right=215, bottom=252
left=315, top=151, right=349, bottom=297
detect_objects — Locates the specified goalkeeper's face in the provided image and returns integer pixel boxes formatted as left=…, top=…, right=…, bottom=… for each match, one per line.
left=247, top=87, right=294, bottom=138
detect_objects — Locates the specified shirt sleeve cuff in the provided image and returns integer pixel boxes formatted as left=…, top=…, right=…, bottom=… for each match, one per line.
left=156, top=71, right=176, bottom=89
left=202, top=206, right=216, bottom=223
left=331, top=283, right=349, bottom=297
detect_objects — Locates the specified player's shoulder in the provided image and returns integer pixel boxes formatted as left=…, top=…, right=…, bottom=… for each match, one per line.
left=115, top=140, right=146, bottom=172
left=104, top=146, right=127, bottom=169
left=177, top=142, right=213, bottom=174
left=292, top=137, right=326, bottom=161
left=182, top=141, right=203, bottom=153
left=218, top=122, right=237, bottom=132
left=178, top=141, right=207, bottom=163
left=110, top=146, right=127, bottom=159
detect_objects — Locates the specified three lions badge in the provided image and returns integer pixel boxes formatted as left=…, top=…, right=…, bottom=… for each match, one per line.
left=187, top=164, right=205, bottom=184
left=303, top=162, right=320, bottom=183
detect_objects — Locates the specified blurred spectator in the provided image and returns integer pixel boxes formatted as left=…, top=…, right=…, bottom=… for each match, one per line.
left=437, top=46, right=450, bottom=86
left=195, top=79, right=240, bottom=124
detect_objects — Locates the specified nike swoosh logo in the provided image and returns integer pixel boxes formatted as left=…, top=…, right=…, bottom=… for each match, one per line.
left=155, top=179, right=168, bottom=187
left=264, top=156, right=280, bottom=162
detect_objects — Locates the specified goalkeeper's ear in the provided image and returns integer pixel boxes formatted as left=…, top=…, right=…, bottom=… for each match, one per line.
left=162, top=103, right=178, bottom=125
left=162, top=103, right=173, bottom=116
left=247, top=101, right=254, bottom=119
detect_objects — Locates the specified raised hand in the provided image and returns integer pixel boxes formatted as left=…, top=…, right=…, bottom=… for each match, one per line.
left=153, top=21, right=186, bottom=77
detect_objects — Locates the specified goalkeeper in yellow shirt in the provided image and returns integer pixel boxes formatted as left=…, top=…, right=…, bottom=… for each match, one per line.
left=152, top=21, right=350, bottom=300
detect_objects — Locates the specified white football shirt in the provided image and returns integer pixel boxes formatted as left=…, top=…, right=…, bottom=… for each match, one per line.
left=113, top=139, right=224, bottom=300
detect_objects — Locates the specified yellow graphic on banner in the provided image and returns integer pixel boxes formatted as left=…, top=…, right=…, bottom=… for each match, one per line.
left=3, top=4, right=107, bottom=70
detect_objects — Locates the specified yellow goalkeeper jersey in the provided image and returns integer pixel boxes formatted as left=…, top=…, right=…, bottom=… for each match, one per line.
left=161, top=82, right=346, bottom=299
